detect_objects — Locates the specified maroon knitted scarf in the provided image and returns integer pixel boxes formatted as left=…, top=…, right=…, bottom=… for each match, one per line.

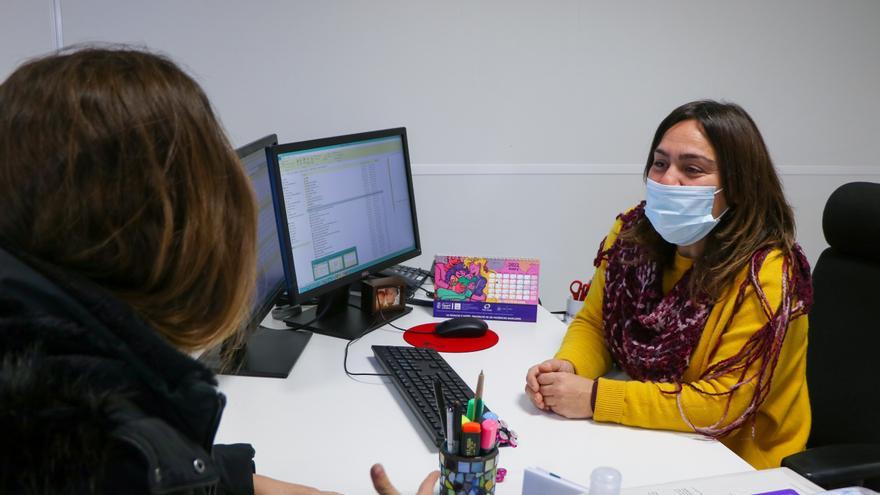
left=597, top=204, right=813, bottom=437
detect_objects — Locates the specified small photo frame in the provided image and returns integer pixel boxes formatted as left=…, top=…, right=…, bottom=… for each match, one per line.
left=361, top=276, right=406, bottom=314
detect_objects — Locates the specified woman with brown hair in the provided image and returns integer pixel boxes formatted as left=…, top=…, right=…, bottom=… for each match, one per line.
left=0, top=47, right=436, bottom=494
left=525, top=100, right=812, bottom=469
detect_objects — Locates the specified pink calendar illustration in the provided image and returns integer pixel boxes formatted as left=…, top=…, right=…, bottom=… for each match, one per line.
left=433, top=255, right=540, bottom=322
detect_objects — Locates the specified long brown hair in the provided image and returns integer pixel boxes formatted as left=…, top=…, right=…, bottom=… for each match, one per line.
left=621, top=100, right=796, bottom=301
left=0, top=46, right=256, bottom=352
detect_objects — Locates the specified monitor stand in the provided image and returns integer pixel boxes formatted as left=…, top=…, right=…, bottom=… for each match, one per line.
left=283, top=284, right=412, bottom=340
left=200, top=327, right=312, bottom=378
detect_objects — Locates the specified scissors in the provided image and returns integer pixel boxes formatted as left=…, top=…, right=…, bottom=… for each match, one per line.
left=569, top=280, right=589, bottom=301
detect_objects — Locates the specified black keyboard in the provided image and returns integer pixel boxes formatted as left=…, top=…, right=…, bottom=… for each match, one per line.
left=373, top=345, right=480, bottom=448
left=380, top=264, right=431, bottom=290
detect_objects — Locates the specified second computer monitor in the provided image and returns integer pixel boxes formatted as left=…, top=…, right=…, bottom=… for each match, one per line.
left=202, top=134, right=311, bottom=378
left=243, top=135, right=287, bottom=318
left=270, top=127, right=421, bottom=339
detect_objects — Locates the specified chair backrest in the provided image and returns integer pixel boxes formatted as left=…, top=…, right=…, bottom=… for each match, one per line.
left=807, top=181, right=880, bottom=447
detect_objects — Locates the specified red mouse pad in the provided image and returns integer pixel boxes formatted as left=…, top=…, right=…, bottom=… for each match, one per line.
left=403, top=323, right=499, bottom=353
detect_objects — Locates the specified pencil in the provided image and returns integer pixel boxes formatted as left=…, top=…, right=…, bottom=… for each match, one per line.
left=474, top=370, right=484, bottom=418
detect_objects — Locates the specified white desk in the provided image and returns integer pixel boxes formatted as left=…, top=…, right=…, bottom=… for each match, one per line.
left=214, top=306, right=753, bottom=493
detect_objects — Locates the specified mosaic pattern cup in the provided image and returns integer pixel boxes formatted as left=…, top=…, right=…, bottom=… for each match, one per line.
left=438, top=447, right=498, bottom=495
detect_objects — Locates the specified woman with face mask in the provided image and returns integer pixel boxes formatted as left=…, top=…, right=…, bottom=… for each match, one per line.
left=524, top=100, right=812, bottom=469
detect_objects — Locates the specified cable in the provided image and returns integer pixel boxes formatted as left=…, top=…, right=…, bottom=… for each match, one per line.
left=343, top=306, right=396, bottom=377
left=377, top=307, right=435, bottom=334
left=284, top=299, right=389, bottom=377
left=343, top=333, right=389, bottom=377
left=385, top=319, right=409, bottom=332
left=386, top=319, right=434, bottom=335
left=343, top=305, right=442, bottom=378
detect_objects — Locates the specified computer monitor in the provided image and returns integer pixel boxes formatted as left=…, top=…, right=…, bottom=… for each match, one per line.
left=200, top=134, right=311, bottom=378
left=270, top=127, right=421, bottom=339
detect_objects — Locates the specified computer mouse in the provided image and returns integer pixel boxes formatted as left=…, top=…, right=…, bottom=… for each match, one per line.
left=434, top=317, right=488, bottom=338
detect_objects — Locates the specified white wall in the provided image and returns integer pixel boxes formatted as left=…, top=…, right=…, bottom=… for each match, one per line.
left=3, top=1, right=879, bottom=309
left=0, top=0, right=56, bottom=80
left=409, top=166, right=879, bottom=309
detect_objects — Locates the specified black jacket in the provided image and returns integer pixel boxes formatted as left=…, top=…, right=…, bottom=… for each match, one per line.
left=0, top=246, right=255, bottom=494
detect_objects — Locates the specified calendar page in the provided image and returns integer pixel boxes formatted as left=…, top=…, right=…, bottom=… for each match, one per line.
left=432, top=255, right=540, bottom=322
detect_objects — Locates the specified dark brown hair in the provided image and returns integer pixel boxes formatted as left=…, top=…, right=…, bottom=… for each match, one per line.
left=620, top=100, right=796, bottom=300
left=0, top=46, right=256, bottom=351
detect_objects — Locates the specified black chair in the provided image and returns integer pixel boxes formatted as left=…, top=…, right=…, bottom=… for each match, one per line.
left=782, top=182, right=880, bottom=489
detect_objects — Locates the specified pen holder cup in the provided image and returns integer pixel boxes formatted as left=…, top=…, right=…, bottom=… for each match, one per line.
left=565, top=296, right=585, bottom=323
left=438, top=447, right=499, bottom=495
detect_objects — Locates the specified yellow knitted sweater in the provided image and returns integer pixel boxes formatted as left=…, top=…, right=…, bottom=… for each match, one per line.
left=555, top=215, right=810, bottom=469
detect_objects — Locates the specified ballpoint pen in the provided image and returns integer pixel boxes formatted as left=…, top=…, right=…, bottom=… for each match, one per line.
left=445, top=405, right=455, bottom=453
left=433, top=379, right=446, bottom=437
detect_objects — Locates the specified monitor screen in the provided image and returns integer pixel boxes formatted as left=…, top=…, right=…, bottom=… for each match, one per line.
left=244, top=140, right=287, bottom=320
left=271, top=127, right=420, bottom=339
left=200, top=134, right=311, bottom=378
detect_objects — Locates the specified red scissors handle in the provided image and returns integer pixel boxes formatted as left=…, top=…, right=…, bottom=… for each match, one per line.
left=569, top=280, right=589, bottom=301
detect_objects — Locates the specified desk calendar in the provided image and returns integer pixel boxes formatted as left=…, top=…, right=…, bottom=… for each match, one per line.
left=433, top=255, right=540, bottom=322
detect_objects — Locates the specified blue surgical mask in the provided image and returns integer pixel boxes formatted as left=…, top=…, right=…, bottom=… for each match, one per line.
left=644, top=178, right=727, bottom=246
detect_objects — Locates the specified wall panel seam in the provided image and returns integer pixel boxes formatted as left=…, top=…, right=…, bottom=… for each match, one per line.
left=412, top=164, right=880, bottom=176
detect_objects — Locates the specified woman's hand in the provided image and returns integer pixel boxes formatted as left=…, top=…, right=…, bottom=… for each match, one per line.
left=253, top=474, right=341, bottom=495
left=537, top=371, right=594, bottom=419
left=524, top=359, right=575, bottom=410
left=370, top=464, right=440, bottom=495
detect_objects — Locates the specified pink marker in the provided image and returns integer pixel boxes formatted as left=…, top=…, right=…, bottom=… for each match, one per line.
left=480, top=418, right=498, bottom=454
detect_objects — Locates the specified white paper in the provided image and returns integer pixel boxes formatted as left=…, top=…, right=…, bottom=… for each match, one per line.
left=621, top=467, right=822, bottom=495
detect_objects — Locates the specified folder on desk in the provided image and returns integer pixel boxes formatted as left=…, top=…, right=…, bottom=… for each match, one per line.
left=522, top=467, right=588, bottom=495
left=621, top=467, right=822, bottom=495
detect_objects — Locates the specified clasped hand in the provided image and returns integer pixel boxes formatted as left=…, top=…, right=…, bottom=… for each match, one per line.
left=524, top=359, right=594, bottom=419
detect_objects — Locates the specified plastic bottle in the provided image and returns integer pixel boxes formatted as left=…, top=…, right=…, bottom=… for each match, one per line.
left=589, top=466, right=622, bottom=495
